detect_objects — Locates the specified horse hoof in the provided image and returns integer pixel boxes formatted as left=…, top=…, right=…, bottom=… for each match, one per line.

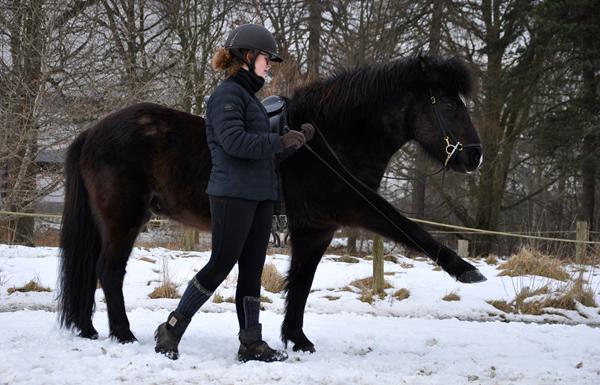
left=457, top=269, right=487, bottom=283
left=113, top=330, right=138, bottom=344
left=79, top=326, right=99, bottom=340
left=79, top=331, right=99, bottom=340
left=293, top=343, right=316, bottom=353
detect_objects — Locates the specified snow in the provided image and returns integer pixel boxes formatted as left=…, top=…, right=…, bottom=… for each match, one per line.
left=1, top=243, right=600, bottom=384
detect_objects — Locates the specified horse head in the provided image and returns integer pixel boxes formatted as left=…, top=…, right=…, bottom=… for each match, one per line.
left=409, top=56, right=483, bottom=173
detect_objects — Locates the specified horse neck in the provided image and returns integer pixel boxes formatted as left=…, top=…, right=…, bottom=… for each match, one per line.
left=317, top=96, right=413, bottom=190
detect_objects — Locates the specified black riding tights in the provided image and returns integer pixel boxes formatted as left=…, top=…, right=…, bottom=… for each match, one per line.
left=194, top=195, right=273, bottom=329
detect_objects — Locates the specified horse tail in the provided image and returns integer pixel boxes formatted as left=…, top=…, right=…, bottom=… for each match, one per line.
left=57, top=130, right=101, bottom=332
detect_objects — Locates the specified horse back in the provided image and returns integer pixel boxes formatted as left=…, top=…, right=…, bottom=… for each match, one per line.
left=79, top=102, right=212, bottom=227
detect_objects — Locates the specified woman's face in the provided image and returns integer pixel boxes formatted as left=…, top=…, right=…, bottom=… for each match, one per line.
left=253, top=52, right=271, bottom=78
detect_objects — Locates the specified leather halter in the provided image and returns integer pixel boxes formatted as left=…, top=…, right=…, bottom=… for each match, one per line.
left=428, top=89, right=479, bottom=168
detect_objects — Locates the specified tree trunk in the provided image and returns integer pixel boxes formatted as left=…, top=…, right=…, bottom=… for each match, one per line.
left=306, top=0, right=322, bottom=81
left=6, top=0, right=44, bottom=246
left=346, top=227, right=358, bottom=254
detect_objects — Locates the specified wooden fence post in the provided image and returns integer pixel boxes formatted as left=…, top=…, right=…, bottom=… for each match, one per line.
left=180, top=227, right=198, bottom=251
left=457, top=239, right=469, bottom=258
left=576, top=221, right=589, bottom=263
left=372, top=234, right=384, bottom=295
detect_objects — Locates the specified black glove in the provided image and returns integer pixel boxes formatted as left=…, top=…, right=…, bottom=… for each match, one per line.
left=280, top=130, right=306, bottom=149
left=300, top=123, right=315, bottom=141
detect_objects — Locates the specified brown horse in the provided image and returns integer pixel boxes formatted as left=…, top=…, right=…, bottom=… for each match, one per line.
left=57, top=55, right=485, bottom=351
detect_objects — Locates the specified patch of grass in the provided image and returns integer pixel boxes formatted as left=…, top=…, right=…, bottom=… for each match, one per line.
left=212, top=292, right=224, bottom=303
left=488, top=279, right=597, bottom=316
left=7, top=278, right=51, bottom=295
left=148, top=282, right=180, bottom=299
left=260, top=295, right=273, bottom=304
left=393, top=288, right=410, bottom=301
left=399, top=262, right=414, bottom=269
left=359, top=291, right=374, bottom=304
left=324, top=295, right=340, bottom=301
left=340, top=285, right=357, bottom=293
left=261, top=263, right=286, bottom=293
left=485, top=255, right=498, bottom=265
left=568, top=278, right=597, bottom=307
left=432, top=266, right=442, bottom=271
left=498, top=248, right=569, bottom=281
left=442, top=292, right=461, bottom=302
left=148, top=258, right=180, bottom=299
left=212, top=293, right=235, bottom=304
left=383, top=255, right=397, bottom=263
left=350, top=277, right=393, bottom=291
left=488, top=300, right=514, bottom=314
left=514, top=286, right=550, bottom=315
left=351, top=277, right=393, bottom=304
left=138, top=256, right=156, bottom=264
left=336, top=255, right=360, bottom=264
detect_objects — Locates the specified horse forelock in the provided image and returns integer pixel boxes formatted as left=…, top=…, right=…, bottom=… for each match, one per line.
left=290, top=55, right=473, bottom=124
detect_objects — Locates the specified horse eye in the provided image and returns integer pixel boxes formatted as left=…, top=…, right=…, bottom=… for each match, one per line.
left=445, top=102, right=457, bottom=111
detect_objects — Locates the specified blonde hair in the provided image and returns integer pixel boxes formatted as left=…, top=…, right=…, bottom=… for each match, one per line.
left=212, top=48, right=255, bottom=77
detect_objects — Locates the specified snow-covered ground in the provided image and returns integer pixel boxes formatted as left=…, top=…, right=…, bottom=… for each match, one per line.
left=1, top=243, right=599, bottom=384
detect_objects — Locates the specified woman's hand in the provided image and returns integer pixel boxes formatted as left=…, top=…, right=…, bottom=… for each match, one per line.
left=300, top=123, right=315, bottom=141
left=280, top=130, right=306, bottom=149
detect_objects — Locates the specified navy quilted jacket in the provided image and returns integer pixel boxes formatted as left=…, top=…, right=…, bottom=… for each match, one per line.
left=205, top=77, right=284, bottom=200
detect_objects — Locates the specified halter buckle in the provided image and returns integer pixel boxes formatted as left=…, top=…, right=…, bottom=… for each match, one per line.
left=444, top=136, right=463, bottom=167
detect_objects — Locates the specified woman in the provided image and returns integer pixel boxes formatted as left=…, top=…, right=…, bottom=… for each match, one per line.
left=154, top=24, right=314, bottom=362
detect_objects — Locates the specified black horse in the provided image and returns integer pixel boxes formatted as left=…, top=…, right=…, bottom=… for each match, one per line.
left=57, top=55, right=485, bottom=351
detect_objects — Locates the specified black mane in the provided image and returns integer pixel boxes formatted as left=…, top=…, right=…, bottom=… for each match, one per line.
left=288, top=55, right=473, bottom=127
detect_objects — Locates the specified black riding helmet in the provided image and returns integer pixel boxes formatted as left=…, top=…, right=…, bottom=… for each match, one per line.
left=225, top=24, right=283, bottom=72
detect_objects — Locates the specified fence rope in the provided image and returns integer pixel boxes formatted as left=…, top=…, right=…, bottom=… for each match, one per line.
left=0, top=210, right=598, bottom=245
left=408, top=217, right=600, bottom=245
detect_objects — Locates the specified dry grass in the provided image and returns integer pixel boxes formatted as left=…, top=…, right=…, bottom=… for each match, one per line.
left=393, top=288, right=410, bottom=301
left=359, top=291, right=375, bottom=304
left=383, top=255, right=397, bottom=263
left=442, top=292, right=461, bottom=302
left=340, top=285, right=357, bottom=293
left=148, top=258, right=181, bottom=299
left=324, top=295, right=341, bottom=301
left=350, top=277, right=393, bottom=291
left=432, top=266, right=442, bottom=271
left=488, top=300, right=513, bottom=313
left=485, top=255, right=499, bottom=265
left=212, top=292, right=224, bottom=303
left=487, top=278, right=597, bottom=316
left=212, top=292, right=235, bottom=304
left=260, top=295, right=272, bottom=304
left=261, top=263, right=286, bottom=293
left=138, top=256, right=156, bottom=264
left=399, top=262, right=414, bottom=269
left=7, top=278, right=51, bottom=295
left=336, top=256, right=360, bottom=264
left=498, top=248, right=569, bottom=281
left=563, top=278, right=597, bottom=308
left=148, top=282, right=180, bottom=299
left=351, top=277, right=393, bottom=304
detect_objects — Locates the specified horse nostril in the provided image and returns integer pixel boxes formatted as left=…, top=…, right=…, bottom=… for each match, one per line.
left=466, top=146, right=483, bottom=170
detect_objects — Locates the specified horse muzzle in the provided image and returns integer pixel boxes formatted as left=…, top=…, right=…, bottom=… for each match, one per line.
left=460, top=144, right=483, bottom=172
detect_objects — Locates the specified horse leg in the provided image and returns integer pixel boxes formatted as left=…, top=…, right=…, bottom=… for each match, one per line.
left=282, top=225, right=336, bottom=352
left=90, top=179, right=150, bottom=343
left=96, top=229, right=140, bottom=343
left=341, top=191, right=485, bottom=282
